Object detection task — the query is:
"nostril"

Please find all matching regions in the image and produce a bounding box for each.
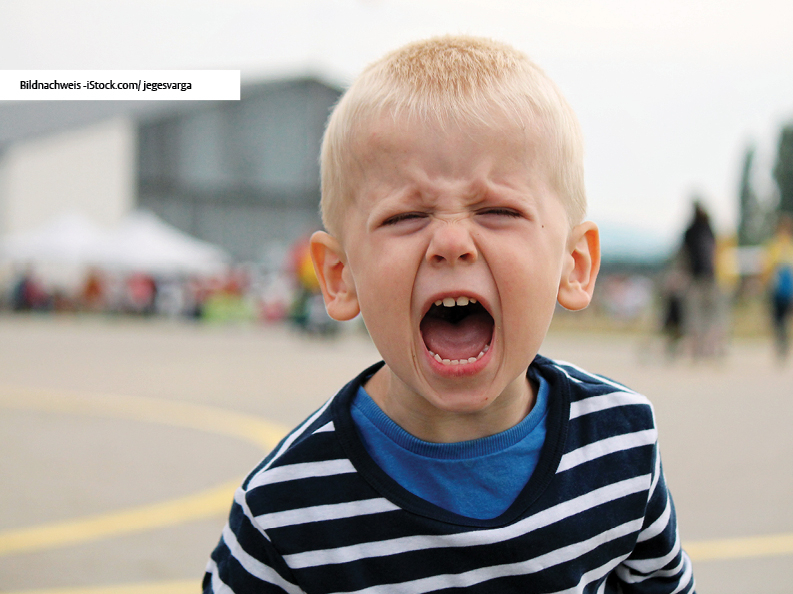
[429,253,446,264]
[426,226,477,265]
[428,251,476,265]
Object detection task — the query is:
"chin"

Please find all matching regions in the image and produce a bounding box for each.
[427,387,499,415]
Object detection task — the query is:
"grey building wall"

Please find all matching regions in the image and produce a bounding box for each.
[137,78,342,261]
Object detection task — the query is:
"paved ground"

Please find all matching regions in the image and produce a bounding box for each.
[0,313,791,593]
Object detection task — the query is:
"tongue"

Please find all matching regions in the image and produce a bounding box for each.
[421,310,493,361]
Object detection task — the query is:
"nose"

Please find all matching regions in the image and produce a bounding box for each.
[426,220,478,266]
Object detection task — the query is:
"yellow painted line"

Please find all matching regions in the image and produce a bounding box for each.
[0,387,288,451]
[0,387,288,556]
[2,580,196,594]
[685,532,793,562]
[0,478,240,555]
[3,383,793,594]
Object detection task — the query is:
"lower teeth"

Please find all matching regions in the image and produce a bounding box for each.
[429,345,489,366]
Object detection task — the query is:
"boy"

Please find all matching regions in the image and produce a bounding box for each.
[204,36,694,593]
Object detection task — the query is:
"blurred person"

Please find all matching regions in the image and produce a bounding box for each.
[287,234,337,334]
[80,268,106,312]
[205,36,693,593]
[101,272,129,314]
[257,271,294,323]
[125,272,157,315]
[10,268,34,311]
[11,266,49,311]
[660,254,688,359]
[764,214,793,360]
[202,268,258,324]
[681,200,724,358]
[154,277,187,318]
[185,276,210,319]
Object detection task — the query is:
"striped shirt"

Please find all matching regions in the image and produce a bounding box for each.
[204,355,695,594]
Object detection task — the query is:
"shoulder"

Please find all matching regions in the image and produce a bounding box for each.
[534,354,654,416]
[531,357,661,533]
[243,402,343,485]
[533,355,659,472]
[238,363,384,518]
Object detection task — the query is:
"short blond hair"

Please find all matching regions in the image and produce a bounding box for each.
[320,35,586,237]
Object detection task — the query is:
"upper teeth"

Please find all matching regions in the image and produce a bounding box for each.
[435,296,477,307]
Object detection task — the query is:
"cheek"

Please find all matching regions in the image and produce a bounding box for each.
[502,269,558,320]
[354,253,415,333]
[492,244,562,328]
[494,239,561,293]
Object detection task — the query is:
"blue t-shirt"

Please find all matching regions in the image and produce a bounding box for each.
[351,373,549,520]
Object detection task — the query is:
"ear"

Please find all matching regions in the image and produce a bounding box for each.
[309,231,360,321]
[557,221,601,311]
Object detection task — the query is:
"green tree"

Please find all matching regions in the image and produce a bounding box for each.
[773,124,793,217]
[738,146,763,245]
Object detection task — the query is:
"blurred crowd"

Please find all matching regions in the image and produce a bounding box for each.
[656,203,793,363]
[0,234,341,335]
[564,201,793,364]
[3,211,792,363]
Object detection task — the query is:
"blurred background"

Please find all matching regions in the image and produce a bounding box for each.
[0,1,792,593]
[1,0,792,340]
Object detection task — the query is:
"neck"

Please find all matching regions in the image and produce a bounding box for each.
[364,365,536,443]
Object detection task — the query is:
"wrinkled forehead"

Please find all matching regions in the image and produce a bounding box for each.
[345,105,554,188]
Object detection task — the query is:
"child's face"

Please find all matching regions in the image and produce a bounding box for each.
[313,114,598,433]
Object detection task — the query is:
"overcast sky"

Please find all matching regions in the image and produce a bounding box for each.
[2,0,792,243]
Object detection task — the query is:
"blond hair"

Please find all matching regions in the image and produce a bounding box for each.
[320,35,586,237]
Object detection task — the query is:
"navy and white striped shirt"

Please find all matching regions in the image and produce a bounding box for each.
[204,355,695,594]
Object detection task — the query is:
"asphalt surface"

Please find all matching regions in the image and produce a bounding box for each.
[0,314,791,593]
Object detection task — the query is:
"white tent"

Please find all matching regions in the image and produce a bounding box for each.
[0,212,109,266]
[0,213,111,290]
[1,211,230,277]
[94,211,230,275]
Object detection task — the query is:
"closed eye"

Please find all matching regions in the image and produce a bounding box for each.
[476,208,523,218]
[381,212,428,226]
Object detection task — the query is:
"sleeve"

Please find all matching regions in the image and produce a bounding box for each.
[613,442,696,594]
[203,487,305,594]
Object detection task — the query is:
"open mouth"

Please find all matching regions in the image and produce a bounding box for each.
[420,296,494,366]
